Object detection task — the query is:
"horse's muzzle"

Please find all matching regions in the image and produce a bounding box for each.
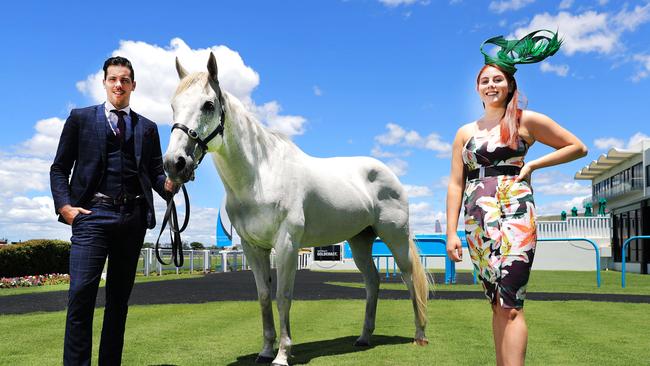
[163,153,195,183]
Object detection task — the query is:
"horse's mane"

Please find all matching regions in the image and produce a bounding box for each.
[222,90,302,157]
[174,72,302,161]
[174,72,210,97]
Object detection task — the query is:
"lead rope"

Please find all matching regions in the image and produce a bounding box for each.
[155,184,191,267]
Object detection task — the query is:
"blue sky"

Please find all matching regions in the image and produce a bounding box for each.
[1,0,649,244]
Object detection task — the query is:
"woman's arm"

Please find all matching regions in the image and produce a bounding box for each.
[446,128,467,262]
[516,110,588,182]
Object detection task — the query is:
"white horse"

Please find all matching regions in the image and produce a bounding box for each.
[164,53,428,366]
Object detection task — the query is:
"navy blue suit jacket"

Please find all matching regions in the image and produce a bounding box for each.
[50,104,167,229]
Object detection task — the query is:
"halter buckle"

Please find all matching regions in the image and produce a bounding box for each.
[187,129,199,140]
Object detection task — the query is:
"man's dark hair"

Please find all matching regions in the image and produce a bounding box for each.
[103,56,135,81]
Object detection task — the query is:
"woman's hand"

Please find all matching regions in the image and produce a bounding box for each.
[514,162,535,183]
[446,233,463,262]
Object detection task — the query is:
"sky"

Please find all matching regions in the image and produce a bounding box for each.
[1,0,649,245]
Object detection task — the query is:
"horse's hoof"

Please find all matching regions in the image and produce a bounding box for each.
[413,338,429,346]
[271,363,288,366]
[353,339,371,347]
[256,355,274,363]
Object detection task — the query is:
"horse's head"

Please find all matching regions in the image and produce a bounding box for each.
[164,52,226,183]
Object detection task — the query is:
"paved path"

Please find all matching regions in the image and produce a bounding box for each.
[2,270,649,315]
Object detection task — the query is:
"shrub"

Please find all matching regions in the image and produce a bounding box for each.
[0,239,70,278]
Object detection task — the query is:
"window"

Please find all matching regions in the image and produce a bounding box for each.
[646,165,650,187]
[631,163,643,190]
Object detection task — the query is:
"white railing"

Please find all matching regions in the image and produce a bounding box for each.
[536,216,611,239]
[270,251,313,271]
[138,248,313,276]
[140,248,213,276]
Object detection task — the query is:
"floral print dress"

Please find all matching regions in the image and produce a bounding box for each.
[462,128,536,308]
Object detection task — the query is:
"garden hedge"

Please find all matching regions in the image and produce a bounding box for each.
[0,239,70,278]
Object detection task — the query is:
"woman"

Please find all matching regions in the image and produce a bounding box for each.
[446,30,587,366]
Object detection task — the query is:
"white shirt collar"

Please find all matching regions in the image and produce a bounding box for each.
[104,101,131,115]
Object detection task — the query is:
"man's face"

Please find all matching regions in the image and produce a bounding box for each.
[103,65,136,109]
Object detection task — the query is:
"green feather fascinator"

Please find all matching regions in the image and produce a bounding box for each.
[480,29,562,75]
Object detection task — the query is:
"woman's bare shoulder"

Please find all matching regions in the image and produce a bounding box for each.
[456,121,476,142]
[520,109,553,126]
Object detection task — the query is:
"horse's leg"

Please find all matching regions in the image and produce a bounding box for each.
[241,240,277,363]
[271,234,298,366]
[347,227,380,347]
[375,225,429,345]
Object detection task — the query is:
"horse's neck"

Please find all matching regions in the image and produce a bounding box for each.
[213,93,296,200]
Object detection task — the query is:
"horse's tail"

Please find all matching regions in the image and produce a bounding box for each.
[409,236,428,328]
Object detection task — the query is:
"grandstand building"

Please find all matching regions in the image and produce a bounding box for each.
[575,138,650,274]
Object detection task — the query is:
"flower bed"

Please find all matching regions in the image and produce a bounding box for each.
[0,273,70,288]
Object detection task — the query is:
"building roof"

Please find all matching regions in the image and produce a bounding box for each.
[574,147,641,180]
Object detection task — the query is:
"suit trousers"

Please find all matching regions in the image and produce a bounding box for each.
[63,200,146,366]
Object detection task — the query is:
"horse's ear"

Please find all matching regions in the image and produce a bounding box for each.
[207,52,219,83]
[175,57,189,80]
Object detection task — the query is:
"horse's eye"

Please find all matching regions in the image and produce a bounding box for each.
[202,101,215,112]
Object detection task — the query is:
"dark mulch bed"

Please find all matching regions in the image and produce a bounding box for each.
[2,270,649,315]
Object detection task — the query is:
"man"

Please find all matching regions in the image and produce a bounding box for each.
[50,56,174,365]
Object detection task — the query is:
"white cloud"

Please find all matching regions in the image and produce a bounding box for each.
[253,101,306,137]
[76,38,306,136]
[375,123,452,158]
[370,145,411,159]
[4,196,54,222]
[386,158,408,176]
[376,123,407,145]
[628,132,650,148]
[594,137,624,150]
[540,61,569,76]
[0,154,52,197]
[408,202,445,233]
[513,5,650,57]
[378,0,429,7]
[514,11,614,55]
[611,4,650,32]
[594,132,649,150]
[313,85,322,96]
[433,175,450,189]
[0,195,71,241]
[404,184,433,198]
[535,180,591,196]
[20,117,65,158]
[521,171,591,196]
[535,195,589,216]
[489,0,535,14]
[558,0,573,10]
[632,53,650,82]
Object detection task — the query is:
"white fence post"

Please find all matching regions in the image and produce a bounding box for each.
[221,251,228,272]
[190,250,194,274]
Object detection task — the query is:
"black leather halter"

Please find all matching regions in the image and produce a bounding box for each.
[171,87,226,175]
[155,84,226,268]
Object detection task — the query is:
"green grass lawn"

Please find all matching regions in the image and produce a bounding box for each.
[328,269,650,296]
[0,273,203,297]
[0,299,647,365]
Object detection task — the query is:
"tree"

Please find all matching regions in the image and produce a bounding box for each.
[190,242,205,250]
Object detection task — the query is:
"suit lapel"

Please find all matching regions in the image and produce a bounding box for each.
[132,110,143,167]
[95,104,108,164]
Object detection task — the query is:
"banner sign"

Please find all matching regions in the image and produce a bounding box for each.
[314,245,342,261]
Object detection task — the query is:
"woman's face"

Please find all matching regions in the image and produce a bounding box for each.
[477,66,511,108]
